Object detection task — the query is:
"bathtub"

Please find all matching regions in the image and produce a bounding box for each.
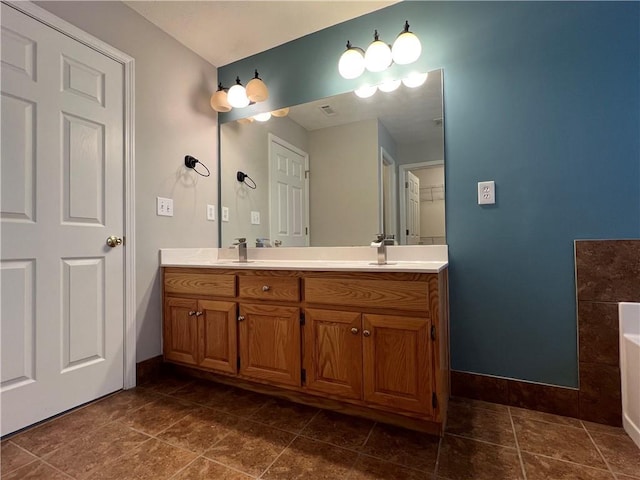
[620,302,640,449]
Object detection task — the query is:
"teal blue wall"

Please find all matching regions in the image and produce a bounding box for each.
[219,1,640,387]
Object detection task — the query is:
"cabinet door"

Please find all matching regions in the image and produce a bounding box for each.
[198,300,237,374]
[305,309,362,399]
[164,297,198,365]
[362,314,433,416]
[239,303,301,387]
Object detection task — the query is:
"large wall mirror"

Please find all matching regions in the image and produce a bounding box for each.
[220,68,444,248]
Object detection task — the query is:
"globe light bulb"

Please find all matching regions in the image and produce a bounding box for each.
[402,72,428,88]
[210,84,231,112]
[227,77,250,108]
[354,85,377,98]
[338,41,365,79]
[364,30,392,72]
[253,112,271,122]
[378,79,401,93]
[246,70,269,103]
[392,21,422,65]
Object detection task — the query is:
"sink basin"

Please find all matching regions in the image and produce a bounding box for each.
[368,262,397,266]
[212,260,255,264]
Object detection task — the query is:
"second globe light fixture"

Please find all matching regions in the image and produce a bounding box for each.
[338,21,422,80]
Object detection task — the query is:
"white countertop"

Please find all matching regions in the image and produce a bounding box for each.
[159,246,448,273]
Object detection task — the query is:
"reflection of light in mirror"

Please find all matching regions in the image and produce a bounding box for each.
[354,85,377,98]
[271,107,290,117]
[402,72,429,88]
[253,112,272,122]
[237,117,254,125]
[378,79,401,92]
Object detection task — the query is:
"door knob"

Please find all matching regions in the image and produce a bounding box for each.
[188,311,196,316]
[363,330,371,337]
[351,327,359,335]
[262,285,271,292]
[238,315,245,322]
[106,236,123,248]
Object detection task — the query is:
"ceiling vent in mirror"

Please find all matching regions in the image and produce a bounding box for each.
[319,105,337,117]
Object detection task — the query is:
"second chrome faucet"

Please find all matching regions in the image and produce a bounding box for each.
[233,237,248,263]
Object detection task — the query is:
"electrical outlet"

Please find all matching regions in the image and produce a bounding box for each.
[221,206,229,222]
[157,197,174,216]
[477,181,495,205]
[250,211,260,225]
[207,204,216,221]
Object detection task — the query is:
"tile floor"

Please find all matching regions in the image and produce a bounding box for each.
[2,374,639,479]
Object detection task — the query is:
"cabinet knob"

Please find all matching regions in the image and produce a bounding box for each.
[188,311,196,316]
[262,285,270,292]
[351,327,359,335]
[238,315,245,322]
[195,311,203,317]
[363,330,371,337]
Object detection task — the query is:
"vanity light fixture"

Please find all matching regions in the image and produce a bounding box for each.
[253,112,272,122]
[392,21,422,65]
[378,78,401,93]
[210,83,231,112]
[338,41,366,79]
[402,71,429,88]
[364,30,392,72]
[227,77,250,108]
[354,85,377,98]
[246,70,269,103]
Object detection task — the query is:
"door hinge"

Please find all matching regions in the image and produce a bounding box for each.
[237,357,241,370]
[406,229,409,235]
[300,312,305,326]
[301,368,306,384]
[305,227,308,235]
[431,325,436,341]
[305,170,310,179]
[432,392,438,409]
[405,181,408,188]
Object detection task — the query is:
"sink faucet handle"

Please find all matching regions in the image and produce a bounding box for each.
[234,237,247,244]
[374,233,385,242]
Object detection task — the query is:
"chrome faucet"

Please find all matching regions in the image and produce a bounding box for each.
[371,233,387,265]
[232,237,248,263]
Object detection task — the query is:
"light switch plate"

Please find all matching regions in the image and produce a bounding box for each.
[477,181,495,205]
[207,204,216,221]
[157,197,173,216]
[250,211,260,225]
[221,206,229,222]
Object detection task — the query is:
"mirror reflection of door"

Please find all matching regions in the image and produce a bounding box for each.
[405,171,421,244]
[268,134,309,247]
[380,147,397,240]
[400,162,445,245]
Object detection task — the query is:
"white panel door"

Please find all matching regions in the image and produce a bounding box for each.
[405,171,421,245]
[1,4,125,435]
[269,137,309,247]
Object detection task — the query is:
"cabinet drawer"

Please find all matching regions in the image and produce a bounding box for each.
[164,271,235,297]
[238,276,300,302]
[305,277,428,312]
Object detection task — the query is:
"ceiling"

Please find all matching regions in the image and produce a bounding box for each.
[124,1,396,67]
[287,69,443,145]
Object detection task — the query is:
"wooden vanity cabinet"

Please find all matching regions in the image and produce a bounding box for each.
[163,297,237,374]
[162,267,450,434]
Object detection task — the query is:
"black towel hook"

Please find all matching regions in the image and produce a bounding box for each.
[184,155,210,177]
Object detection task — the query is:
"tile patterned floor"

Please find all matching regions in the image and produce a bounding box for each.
[2,375,639,479]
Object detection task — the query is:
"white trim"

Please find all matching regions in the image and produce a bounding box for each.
[378,147,397,240]
[267,133,310,247]
[399,160,444,245]
[6,1,137,388]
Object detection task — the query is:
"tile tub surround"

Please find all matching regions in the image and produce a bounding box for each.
[159,245,448,272]
[2,374,639,480]
[576,239,640,426]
